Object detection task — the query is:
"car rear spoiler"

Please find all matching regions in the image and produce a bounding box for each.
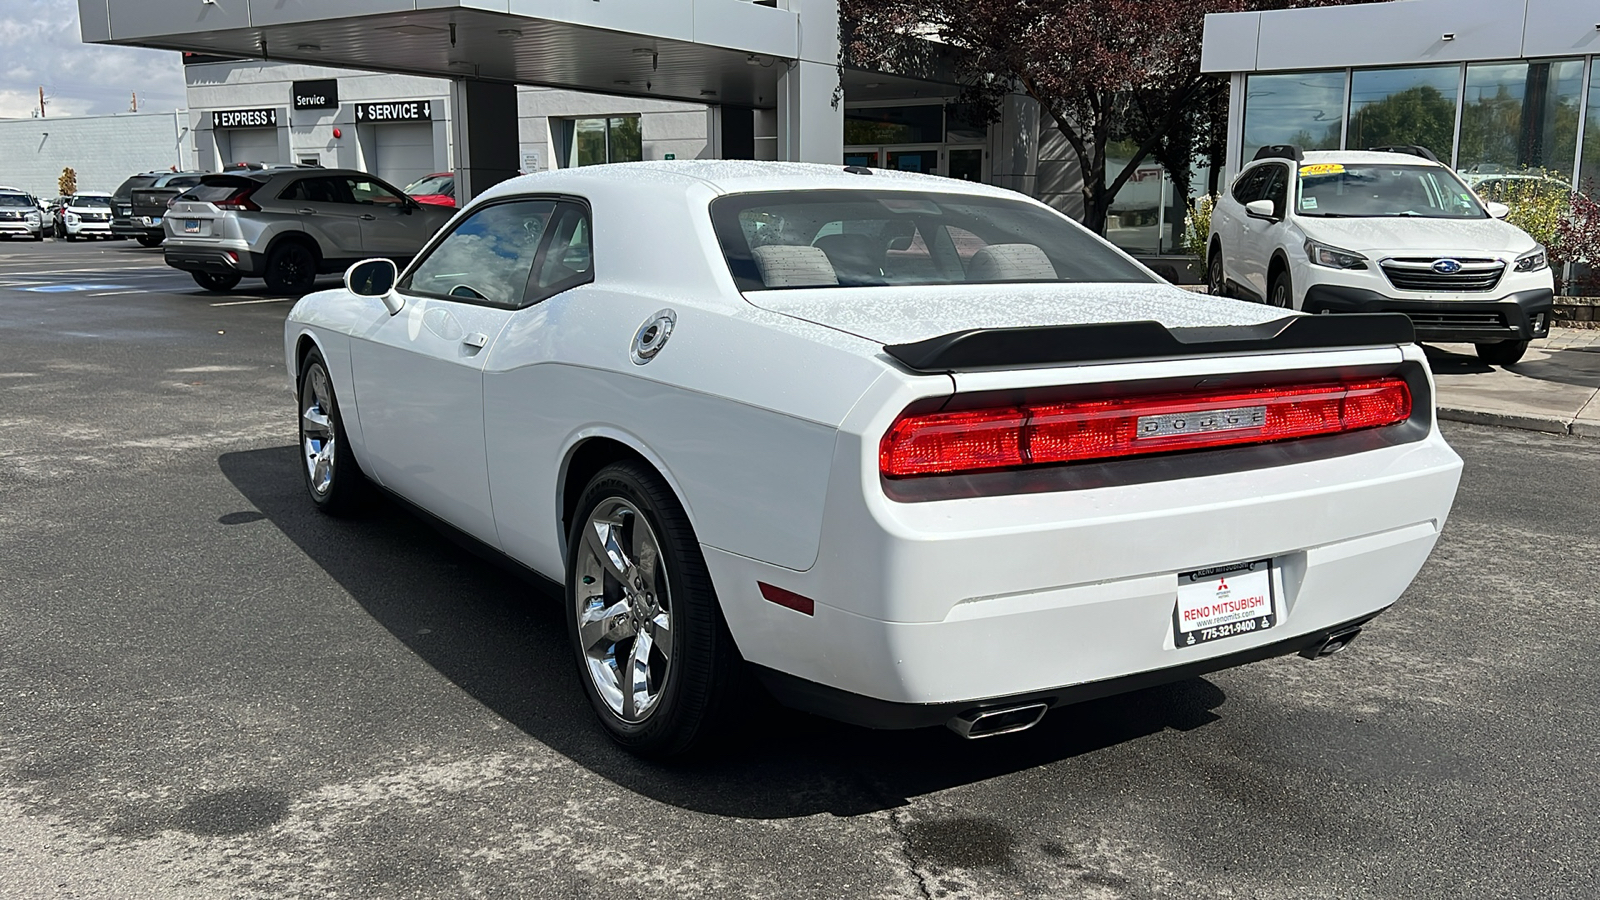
[883,313,1416,373]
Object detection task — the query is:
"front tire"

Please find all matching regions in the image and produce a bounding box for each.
[265,242,318,294]
[297,349,367,515]
[1476,339,1528,367]
[1269,270,1294,309]
[191,271,242,292]
[1207,246,1227,297]
[566,462,741,757]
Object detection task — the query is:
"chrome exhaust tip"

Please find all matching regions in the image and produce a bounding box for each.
[1300,626,1362,660]
[947,702,1049,739]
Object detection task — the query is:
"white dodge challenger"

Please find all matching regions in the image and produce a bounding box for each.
[284,161,1463,756]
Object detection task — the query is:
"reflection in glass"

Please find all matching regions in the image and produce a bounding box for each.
[608,116,643,163]
[406,200,556,305]
[1347,65,1459,162]
[1242,71,1345,164]
[571,116,642,166]
[843,105,944,145]
[1459,60,1584,179]
[1584,63,1600,197]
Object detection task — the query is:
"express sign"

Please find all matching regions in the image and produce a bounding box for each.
[355,100,434,123]
[211,108,278,129]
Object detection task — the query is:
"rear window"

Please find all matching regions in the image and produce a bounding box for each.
[115,176,159,198]
[179,177,260,203]
[162,175,205,189]
[710,190,1153,291]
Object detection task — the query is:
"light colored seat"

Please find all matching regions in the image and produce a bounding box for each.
[752,244,839,288]
[967,243,1058,282]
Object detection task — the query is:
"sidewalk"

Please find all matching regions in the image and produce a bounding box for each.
[1426,331,1600,438]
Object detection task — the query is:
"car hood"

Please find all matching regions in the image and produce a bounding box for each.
[743,282,1290,346]
[1297,215,1536,256]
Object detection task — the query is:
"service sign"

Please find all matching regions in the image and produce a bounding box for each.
[293,79,339,110]
[211,108,278,129]
[1173,560,1276,648]
[355,100,435,123]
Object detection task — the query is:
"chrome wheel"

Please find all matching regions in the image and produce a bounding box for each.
[300,365,337,497]
[574,498,674,724]
[1207,250,1226,296]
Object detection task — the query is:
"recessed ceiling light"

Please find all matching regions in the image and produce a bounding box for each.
[632,47,656,55]
[297,43,321,52]
[497,28,522,37]
[614,80,631,86]
[380,24,446,36]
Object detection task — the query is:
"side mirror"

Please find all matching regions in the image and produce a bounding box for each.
[1485,201,1510,219]
[1245,199,1278,221]
[345,258,404,315]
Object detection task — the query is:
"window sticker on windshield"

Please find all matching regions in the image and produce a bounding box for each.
[1300,197,1318,210]
[1460,193,1474,202]
[1299,163,1344,177]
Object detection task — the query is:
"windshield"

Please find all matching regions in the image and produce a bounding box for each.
[405,175,453,196]
[72,196,112,208]
[0,194,32,208]
[1297,163,1486,219]
[711,190,1154,291]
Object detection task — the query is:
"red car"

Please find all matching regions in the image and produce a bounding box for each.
[404,173,455,208]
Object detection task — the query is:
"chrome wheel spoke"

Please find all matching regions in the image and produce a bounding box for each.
[645,610,672,661]
[583,515,635,585]
[624,628,655,719]
[301,406,331,435]
[578,598,634,652]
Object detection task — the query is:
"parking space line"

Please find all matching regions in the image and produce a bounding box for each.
[87,290,147,297]
[209,297,295,307]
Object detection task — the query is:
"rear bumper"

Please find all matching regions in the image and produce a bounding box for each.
[1303,284,1553,343]
[111,218,161,239]
[706,347,1463,716]
[164,245,264,277]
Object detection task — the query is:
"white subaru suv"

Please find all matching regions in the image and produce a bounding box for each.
[1207,146,1553,366]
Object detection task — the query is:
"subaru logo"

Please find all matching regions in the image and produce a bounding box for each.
[1432,258,1463,274]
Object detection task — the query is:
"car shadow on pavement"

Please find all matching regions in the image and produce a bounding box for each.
[1423,341,1600,390]
[220,445,1228,820]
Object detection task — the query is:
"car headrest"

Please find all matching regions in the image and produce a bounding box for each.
[751,245,839,288]
[967,244,1058,282]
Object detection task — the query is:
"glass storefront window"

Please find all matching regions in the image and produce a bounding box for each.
[1347,65,1459,162]
[1583,62,1600,196]
[1242,70,1345,164]
[570,116,642,166]
[1458,60,1584,179]
[844,105,944,145]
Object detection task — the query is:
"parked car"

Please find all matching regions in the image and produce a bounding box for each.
[0,188,45,241]
[284,161,1462,756]
[1207,145,1554,366]
[112,171,208,247]
[164,168,454,293]
[54,192,115,240]
[403,172,456,208]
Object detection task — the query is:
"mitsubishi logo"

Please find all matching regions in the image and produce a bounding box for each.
[1432,258,1463,274]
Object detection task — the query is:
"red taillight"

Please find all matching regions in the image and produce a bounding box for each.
[214,187,260,212]
[880,377,1413,478]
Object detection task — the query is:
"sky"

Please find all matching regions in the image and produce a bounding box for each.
[0,0,187,119]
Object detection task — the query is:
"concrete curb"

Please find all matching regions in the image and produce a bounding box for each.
[1438,406,1599,437]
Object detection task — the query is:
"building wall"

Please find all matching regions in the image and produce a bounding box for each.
[0,112,193,197]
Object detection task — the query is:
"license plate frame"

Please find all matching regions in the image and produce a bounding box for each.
[1173,559,1276,649]
[184,219,200,234]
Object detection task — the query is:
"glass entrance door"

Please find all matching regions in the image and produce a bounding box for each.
[844,145,943,176]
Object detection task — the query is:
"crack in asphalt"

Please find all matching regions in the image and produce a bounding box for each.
[889,807,935,900]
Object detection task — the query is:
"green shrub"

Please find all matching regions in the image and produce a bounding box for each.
[1182,194,1216,261]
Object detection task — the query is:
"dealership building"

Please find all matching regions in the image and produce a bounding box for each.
[1202,0,1600,194]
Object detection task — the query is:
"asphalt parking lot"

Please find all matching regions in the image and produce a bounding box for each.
[2,239,1597,899]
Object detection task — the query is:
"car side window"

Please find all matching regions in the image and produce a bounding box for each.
[1261,164,1288,218]
[402,199,558,308]
[530,202,595,301]
[1230,167,1266,204]
[346,177,408,207]
[280,177,350,204]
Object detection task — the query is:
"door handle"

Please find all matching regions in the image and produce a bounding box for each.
[359,214,376,221]
[297,208,315,215]
[462,332,488,349]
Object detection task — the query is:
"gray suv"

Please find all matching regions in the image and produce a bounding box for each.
[162,169,455,293]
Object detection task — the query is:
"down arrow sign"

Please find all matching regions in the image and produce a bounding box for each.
[423,101,431,118]
[356,106,365,121]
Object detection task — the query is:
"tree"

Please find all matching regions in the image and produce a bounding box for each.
[58,167,77,196]
[841,0,1378,234]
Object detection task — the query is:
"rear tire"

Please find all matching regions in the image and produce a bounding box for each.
[265,242,318,294]
[566,462,742,758]
[1475,339,1528,367]
[192,271,241,292]
[296,349,368,515]
[1269,270,1294,309]
[136,234,162,247]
